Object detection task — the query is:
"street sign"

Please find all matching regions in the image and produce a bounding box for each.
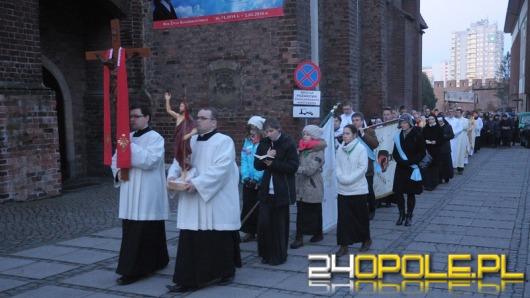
[294,62,321,90]
[293,106,320,118]
[293,90,321,105]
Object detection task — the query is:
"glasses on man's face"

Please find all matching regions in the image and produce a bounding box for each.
[197,116,212,121]
[130,115,144,119]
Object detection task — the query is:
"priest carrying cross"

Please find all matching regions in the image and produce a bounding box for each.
[85,19,169,286]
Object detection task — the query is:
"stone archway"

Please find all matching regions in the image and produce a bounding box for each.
[41,56,77,180]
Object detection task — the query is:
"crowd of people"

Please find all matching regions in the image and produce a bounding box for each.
[109,97,522,293]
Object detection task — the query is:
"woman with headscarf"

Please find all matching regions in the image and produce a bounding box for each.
[392,113,426,227]
[437,113,454,184]
[421,114,444,191]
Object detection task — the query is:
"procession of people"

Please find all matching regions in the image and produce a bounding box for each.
[110,95,521,292]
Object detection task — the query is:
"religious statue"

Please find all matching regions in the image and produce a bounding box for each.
[165,91,197,182]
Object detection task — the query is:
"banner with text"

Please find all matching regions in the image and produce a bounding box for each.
[153,0,284,29]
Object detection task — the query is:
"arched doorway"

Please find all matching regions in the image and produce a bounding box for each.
[41,56,76,181]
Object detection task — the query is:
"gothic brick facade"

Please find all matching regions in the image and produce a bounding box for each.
[0,0,424,203]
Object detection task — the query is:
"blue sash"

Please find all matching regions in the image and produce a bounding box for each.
[393,132,422,181]
[357,137,382,174]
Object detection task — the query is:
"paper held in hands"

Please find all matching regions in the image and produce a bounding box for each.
[167,179,189,191]
[254,154,275,161]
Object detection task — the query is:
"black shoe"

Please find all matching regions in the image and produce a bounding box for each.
[335,246,349,257]
[166,284,197,293]
[368,212,375,220]
[116,275,142,285]
[396,210,405,225]
[359,238,372,252]
[290,239,304,249]
[309,234,324,243]
[444,179,449,183]
[404,214,413,226]
[425,187,433,191]
[218,274,234,286]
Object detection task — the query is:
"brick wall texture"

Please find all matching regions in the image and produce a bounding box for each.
[0,0,424,202]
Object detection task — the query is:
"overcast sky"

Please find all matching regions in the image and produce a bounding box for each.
[421,0,511,67]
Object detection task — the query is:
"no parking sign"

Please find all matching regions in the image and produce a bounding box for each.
[294,62,321,90]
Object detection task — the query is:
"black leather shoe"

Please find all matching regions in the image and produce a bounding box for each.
[218,274,234,286]
[359,238,372,252]
[166,284,197,292]
[290,239,304,249]
[116,275,142,285]
[309,234,323,243]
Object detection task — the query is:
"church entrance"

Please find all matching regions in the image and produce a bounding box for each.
[42,67,69,181]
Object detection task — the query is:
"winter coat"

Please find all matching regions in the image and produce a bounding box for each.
[335,138,368,196]
[295,140,326,203]
[240,137,264,184]
[392,127,425,195]
[255,133,299,206]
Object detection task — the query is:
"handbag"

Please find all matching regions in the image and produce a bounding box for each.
[418,150,432,169]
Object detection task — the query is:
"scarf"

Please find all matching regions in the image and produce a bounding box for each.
[393,130,421,181]
[299,139,320,152]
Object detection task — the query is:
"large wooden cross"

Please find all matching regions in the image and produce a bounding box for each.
[85,19,150,181]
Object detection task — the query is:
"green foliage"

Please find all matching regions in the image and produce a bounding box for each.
[421,72,437,109]
[495,52,510,104]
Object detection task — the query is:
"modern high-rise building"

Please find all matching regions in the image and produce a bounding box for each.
[450,19,504,83]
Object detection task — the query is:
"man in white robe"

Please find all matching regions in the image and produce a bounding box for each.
[445,108,462,169]
[111,105,169,285]
[453,108,469,173]
[166,107,241,293]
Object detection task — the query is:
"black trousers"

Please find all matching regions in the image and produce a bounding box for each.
[366,175,376,213]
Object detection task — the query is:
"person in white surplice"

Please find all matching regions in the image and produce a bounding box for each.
[444,108,463,173]
[166,107,241,293]
[453,108,469,173]
[111,105,169,286]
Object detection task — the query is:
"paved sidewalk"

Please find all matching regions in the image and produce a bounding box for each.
[0,145,529,297]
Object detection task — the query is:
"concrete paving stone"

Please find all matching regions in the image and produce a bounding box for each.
[272,271,330,295]
[43,249,116,265]
[155,261,174,276]
[91,228,121,239]
[85,293,129,298]
[465,227,512,238]
[428,216,474,226]
[251,254,310,272]
[61,269,119,289]
[258,289,315,298]
[185,285,266,298]
[57,237,121,252]
[3,261,79,279]
[422,224,469,234]
[414,233,465,244]
[459,236,511,249]
[474,211,517,221]
[447,199,483,207]
[10,285,97,298]
[0,278,28,292]
[435,210,477,219]
[441,204,485,212]
[0,257,35,271]
[12,245,78,259]
[471,219,514,229]
[370,229,405,240]
[235,267,294,288]
[107,275,170,296]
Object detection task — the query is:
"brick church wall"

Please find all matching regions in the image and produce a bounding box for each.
[0,1,61,203]
[145,0,313,162]
[0,91,61,203]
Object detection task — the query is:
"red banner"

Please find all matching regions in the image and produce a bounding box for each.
[115,47,131,169]
[154,7,283,29]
